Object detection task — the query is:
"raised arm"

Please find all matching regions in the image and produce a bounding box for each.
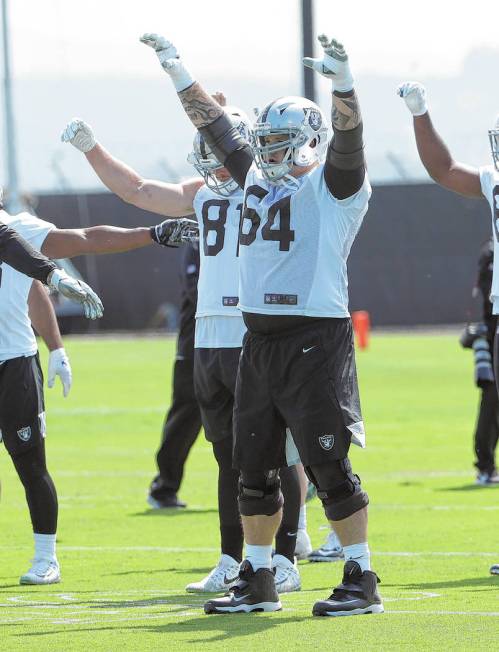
[398,82,482,198]
[140,34,253,189]
[61,119,203,216]
[0,220,57,282]
[303,35,365,200]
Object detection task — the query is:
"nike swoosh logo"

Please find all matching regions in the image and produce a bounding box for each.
[302,346,317,354]
[224,574,239,585]
[232,594,250,602]
[286,532,298,537]
[329,599,358,605]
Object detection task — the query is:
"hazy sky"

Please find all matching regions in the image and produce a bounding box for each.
[8,0,499,79]
[2,0,499,192]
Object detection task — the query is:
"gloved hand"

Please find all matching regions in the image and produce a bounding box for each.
[303,34,354,92]
[47,269,104,320]
[397,81,428,117]
[140,33,194,92]
[48,348,72,397]
[150,218,199,247]
[61,118,96,152]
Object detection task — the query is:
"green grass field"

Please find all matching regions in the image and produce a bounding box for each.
[0,333,497,651]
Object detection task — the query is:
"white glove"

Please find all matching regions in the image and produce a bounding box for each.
[303,34,354,92]
[48,348,72,397]
[139,33,195,92]
[47,269,104,320]
[397,81,428,117]
[61,118,96,153]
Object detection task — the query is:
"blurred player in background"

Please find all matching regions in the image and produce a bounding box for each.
[398,82,499,574]
[145,31,384,616]
[62,93,304,594]
[461,238,499,485]
[148,242,202,509]
[0,203,195,585]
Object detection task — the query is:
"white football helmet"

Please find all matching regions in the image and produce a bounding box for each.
[489,114,499,171]
[252,96,329,184]
[187,106,252,196]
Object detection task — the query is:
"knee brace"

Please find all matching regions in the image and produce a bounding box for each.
[238,469,284,517]
[305,458,369,521]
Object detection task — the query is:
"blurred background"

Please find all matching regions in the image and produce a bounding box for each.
[2,0,499,331]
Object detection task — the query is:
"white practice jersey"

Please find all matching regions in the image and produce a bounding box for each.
[0,211,55,362]
[479,165,499,314]
[238,163,371,317]
[192,185,247,348]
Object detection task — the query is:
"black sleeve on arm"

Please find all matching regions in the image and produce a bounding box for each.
[324,119,366,200]
[199,113,253,189]
[0,221,57,283]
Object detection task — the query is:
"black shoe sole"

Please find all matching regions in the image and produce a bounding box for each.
[313,603,384,617]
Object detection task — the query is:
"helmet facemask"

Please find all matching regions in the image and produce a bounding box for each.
[252,98,329,186]
[489,115,499,171]
[187,136,239,197]
[187,107,252,197]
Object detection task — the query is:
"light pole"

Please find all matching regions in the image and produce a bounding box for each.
[1,0,23,213]
[301,0,316,102]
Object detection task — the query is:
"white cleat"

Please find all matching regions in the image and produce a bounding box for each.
[20,559,61,585]
[308,529,344,562]
[185,554,240,593]
[490,563,499,575]
[272,554,301,593]
[295,528,313,560]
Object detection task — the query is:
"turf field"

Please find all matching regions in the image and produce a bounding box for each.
[0,333,497,651]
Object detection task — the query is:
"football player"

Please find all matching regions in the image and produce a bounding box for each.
[61,98,304,594]
[398,82,499,577]
[0,203,195,585]
[141,32,383,616]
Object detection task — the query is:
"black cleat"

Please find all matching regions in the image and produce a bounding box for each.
[204,560,282,614]
[313,560,384,617]
[147,476,186,509]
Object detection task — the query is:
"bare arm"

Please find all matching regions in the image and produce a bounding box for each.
[28,281,63,351]
[85,144,203,216]
[412,113,482,198]
[41,225,153,259]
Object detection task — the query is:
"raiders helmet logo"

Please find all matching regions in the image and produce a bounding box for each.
[318,434,335,451]
[17,426,31,442]
[308,109,322,131]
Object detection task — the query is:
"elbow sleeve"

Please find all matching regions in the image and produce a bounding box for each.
[0,223,56,283]
[327,123,365,171]
[199,114,253,188]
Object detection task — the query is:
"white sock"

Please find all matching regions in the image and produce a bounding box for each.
[298,505,307,531]
[34,533,57,562]
[245,544,272,571]
[343,542,370,572]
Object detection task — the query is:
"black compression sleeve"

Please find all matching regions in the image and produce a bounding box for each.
[198,113,253,189]
[325,116,366,200]
[0,222,56,283]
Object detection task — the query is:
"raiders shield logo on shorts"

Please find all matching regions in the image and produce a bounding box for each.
[318,434,335,451]
[17,426,32,442]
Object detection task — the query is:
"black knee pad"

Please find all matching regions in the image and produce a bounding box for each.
[305,458,369,521]
[238,469,284,517]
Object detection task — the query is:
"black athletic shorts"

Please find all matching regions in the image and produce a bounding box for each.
[0,354,45,457]
[194,347,241,443]
[233,318,364,471]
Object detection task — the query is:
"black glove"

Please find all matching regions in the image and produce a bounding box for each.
[150,218,199,248]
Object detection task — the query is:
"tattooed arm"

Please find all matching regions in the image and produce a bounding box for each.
[325,89,365,199]
[303,35,365,199]
[140,34,253,188]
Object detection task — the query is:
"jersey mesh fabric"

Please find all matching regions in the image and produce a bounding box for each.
[193,185,246,348]
[479,166,499,314]
[0,211,55,361]
[238,164,371,317]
